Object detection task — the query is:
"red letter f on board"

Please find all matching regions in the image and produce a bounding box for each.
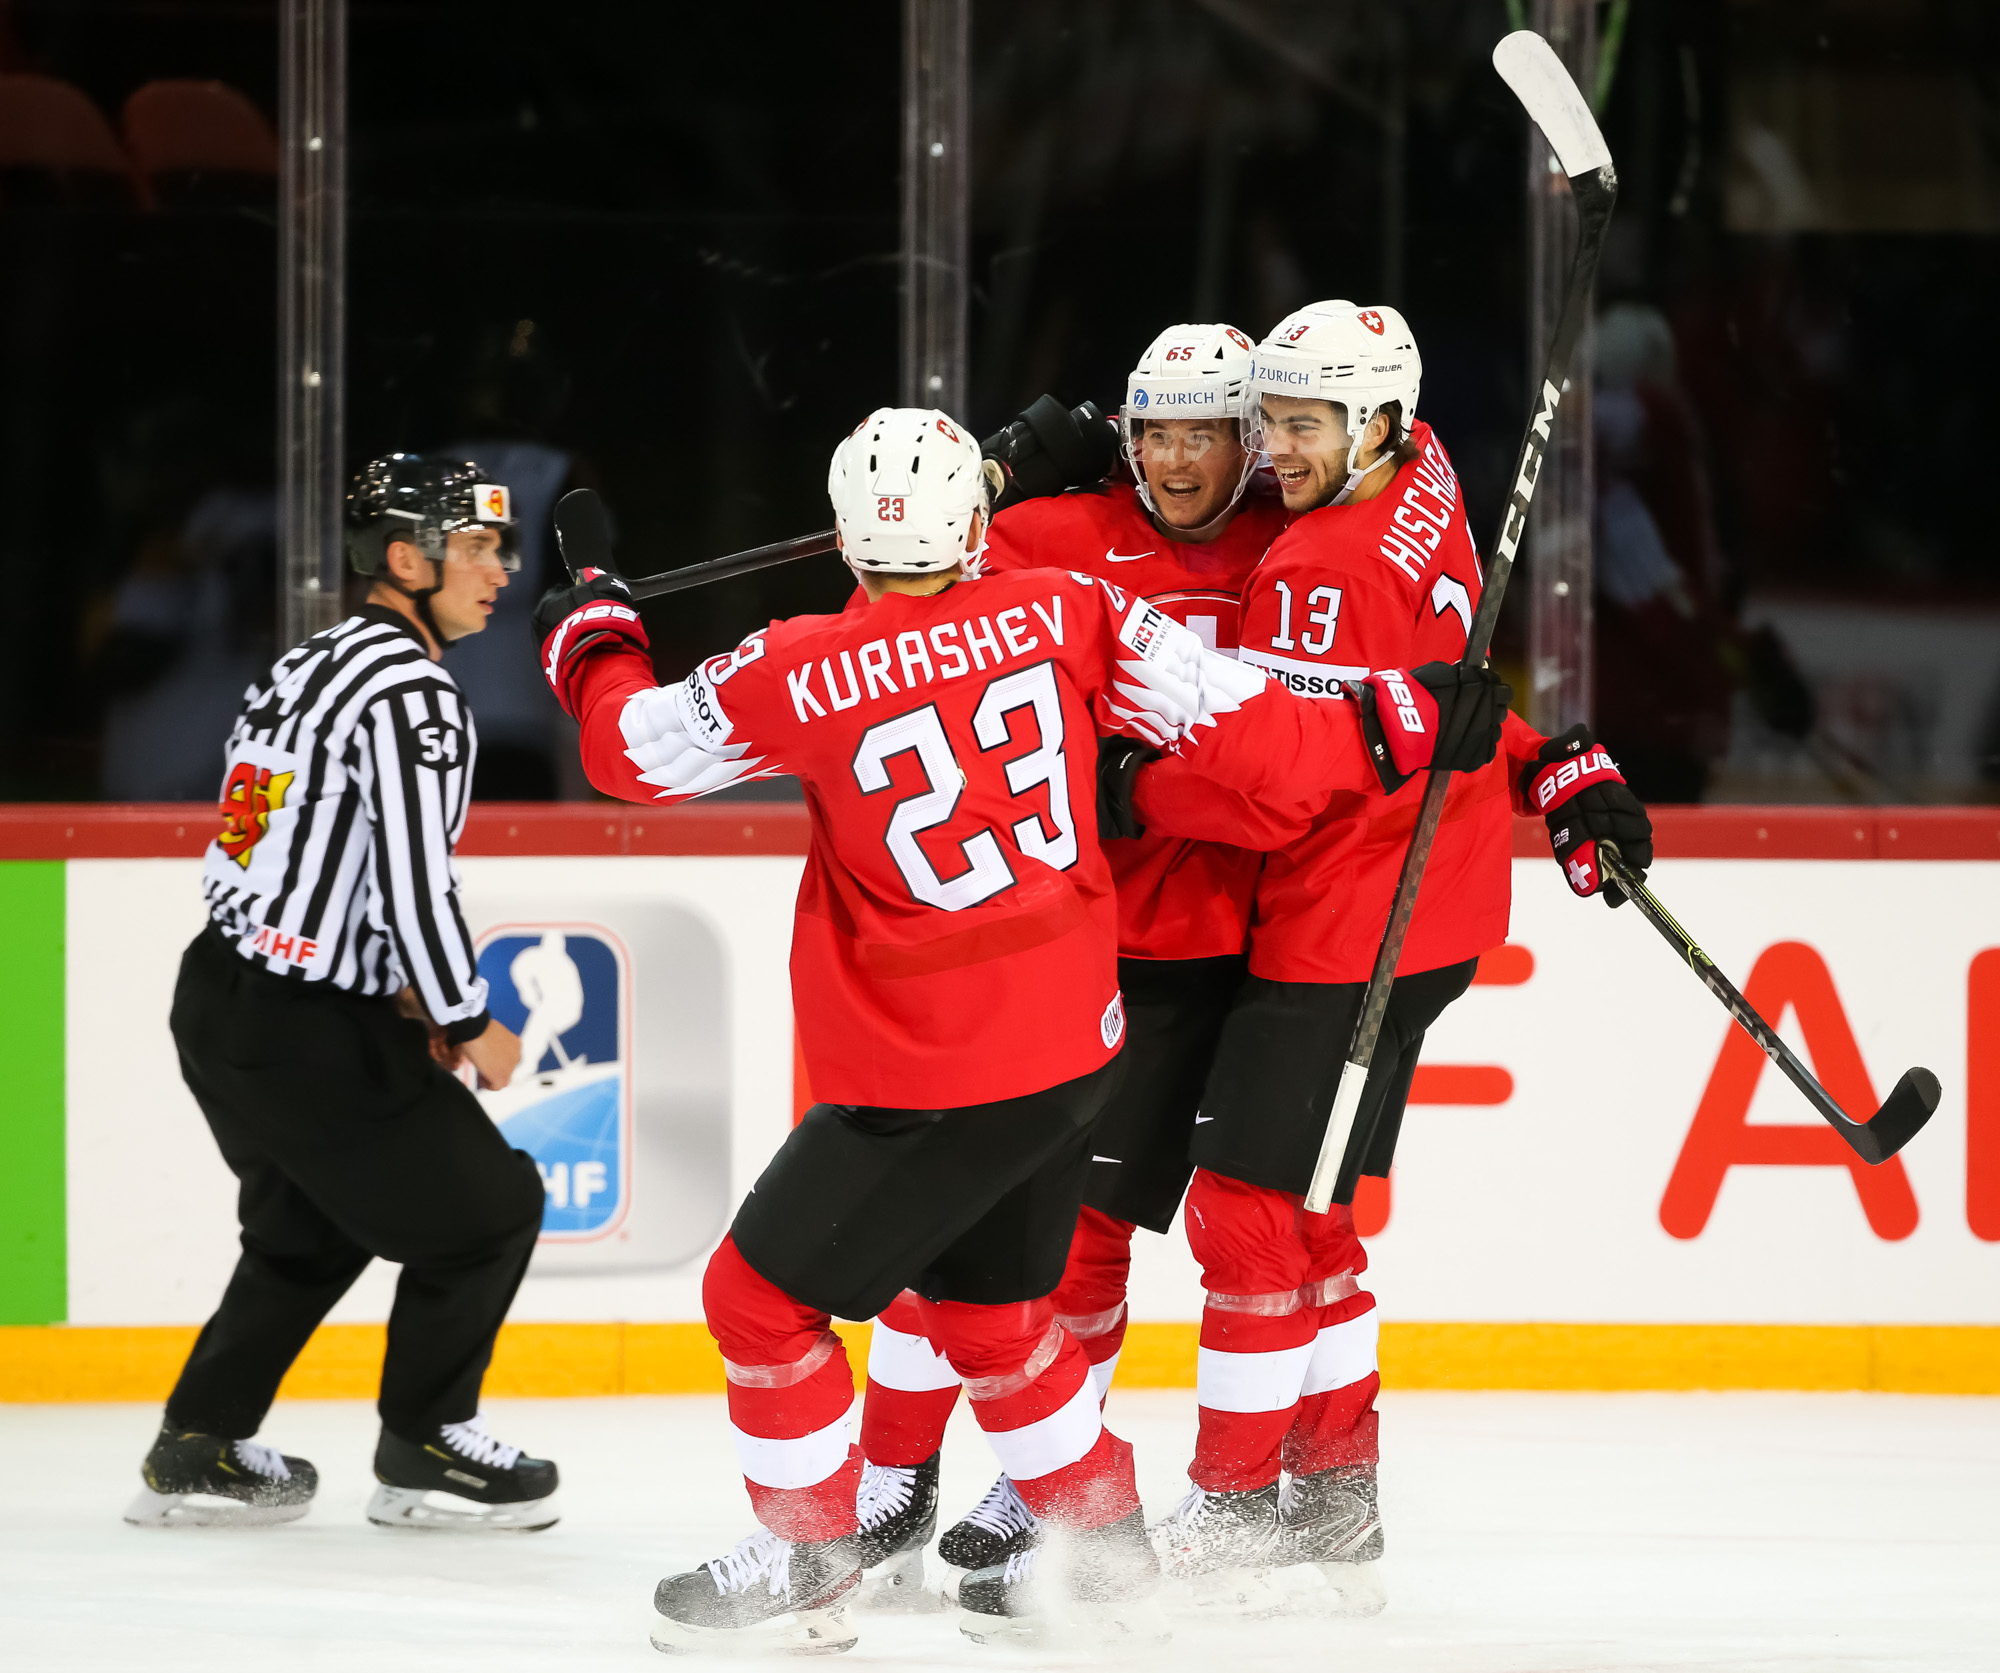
[1659,941,1918,1241]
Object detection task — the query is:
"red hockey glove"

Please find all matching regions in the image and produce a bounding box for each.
[1520,724,1653,906]
[534,571,648,720]
[1351,661,1511,794]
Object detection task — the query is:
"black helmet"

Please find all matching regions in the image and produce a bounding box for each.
[344,453,520,576]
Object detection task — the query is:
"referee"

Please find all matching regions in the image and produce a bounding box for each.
[128,455,561,1534]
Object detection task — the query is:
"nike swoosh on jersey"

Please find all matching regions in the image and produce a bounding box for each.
[1104,548,1154,562]
[1194,1115,1214,1124]
[1092,1155,1120,1164]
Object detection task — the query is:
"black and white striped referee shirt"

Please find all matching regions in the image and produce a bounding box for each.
[201,603,489,1037]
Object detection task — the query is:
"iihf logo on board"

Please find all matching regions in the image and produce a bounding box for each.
[470,924,633,1241]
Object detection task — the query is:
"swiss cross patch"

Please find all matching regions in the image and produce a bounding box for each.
[1358,309,1385,335]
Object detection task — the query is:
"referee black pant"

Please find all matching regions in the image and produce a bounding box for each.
[163,927,546,1443]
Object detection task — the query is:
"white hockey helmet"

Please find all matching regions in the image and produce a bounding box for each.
[827,406,992,575]
[1120,322,1258,523]
[1247,301,1421,497]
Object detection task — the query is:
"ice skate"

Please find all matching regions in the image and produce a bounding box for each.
[937,1472,1042,1575]
[366,1415,559,1532]
[649,1527,862,1655]
[1147,1479,1286,1615]
[852,1452,944,1612]
[1267,1465,1386,1616]
[125,1425,317,1528]
[957,1508,1169,1646]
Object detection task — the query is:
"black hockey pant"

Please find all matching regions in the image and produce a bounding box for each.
[163,927,546,1443]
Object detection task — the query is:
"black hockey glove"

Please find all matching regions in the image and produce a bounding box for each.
[1096,734,1159,840]
[533,571,647,720]
[1349,662,1511,794]
[981,395,1120,509]
[1519,724,1654,907]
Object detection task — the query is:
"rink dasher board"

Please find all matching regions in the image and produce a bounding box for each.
[3,848,1993,1330]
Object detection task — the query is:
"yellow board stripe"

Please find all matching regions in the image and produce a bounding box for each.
[3,1321,1999,1402]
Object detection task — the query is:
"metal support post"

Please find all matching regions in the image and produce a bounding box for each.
[1525,0,1597,735]
[900,0,969,415]
[278,0,347,650]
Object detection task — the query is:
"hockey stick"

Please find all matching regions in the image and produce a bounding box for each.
[1303,32,1618,1214]
[1592,841,1937,1164]
[554,486,838,599]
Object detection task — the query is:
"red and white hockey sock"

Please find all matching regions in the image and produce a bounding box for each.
[1184,1169,1316,1493]
[1052,1206,1136,1403]
[702,1235,860,1542]
[859,1290,961,1468]
[1281,1286,1381,1478]
[920,1295,1140,1531]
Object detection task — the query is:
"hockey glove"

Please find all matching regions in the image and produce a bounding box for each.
[1096,734,1159,840]
[1351,662,1511,794]
[981,395,1120,508]
[1520,724,1654,906]
[534,571,648,720]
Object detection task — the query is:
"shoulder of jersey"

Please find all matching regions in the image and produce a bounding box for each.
[315,613,455,685]
[993,477,1137,539]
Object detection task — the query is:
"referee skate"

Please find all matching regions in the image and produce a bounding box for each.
[2,14,1990,1673]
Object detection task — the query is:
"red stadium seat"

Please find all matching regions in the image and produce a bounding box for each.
[0,72,133,203]
[122,79,278,201]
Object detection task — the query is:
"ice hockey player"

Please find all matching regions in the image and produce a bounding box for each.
[532,405,1512,1652]
[848,323,1297,1597]
[1122,302,1655,1613]
[130,455,561,1535]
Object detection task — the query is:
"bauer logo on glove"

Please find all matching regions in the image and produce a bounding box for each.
[1520,724,1654,906]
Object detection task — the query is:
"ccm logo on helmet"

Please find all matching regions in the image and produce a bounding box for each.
[1382,671,1425,736]
[1534,747,1619,809]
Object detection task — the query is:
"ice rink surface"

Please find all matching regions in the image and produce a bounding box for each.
[2,1388,1996,1672]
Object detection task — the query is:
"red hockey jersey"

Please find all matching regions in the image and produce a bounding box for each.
[567,567,1389,1108]
[1138,423,1546,983]
[980,479,1290,960]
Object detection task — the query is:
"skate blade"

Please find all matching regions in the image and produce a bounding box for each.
[365,1483,559,1533]
[957,1594,1172,1648]
[854,1547,947,1614]
[123,1486,309,1529]
[1162,1563,1289,1619]
[1273,1557,1386,1618]
[648,1604,858,1656]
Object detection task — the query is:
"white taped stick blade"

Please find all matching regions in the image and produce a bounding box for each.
[1493,30,1612,179]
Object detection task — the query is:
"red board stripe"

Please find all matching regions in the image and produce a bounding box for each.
[0,803,1994,861]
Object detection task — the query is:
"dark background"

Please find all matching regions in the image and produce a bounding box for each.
[3,0,1996,801]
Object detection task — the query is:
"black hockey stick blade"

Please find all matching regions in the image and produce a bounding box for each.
[1598,842,1940,1166]
[1849,1068,1942,1165]
[554,488,617,580]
